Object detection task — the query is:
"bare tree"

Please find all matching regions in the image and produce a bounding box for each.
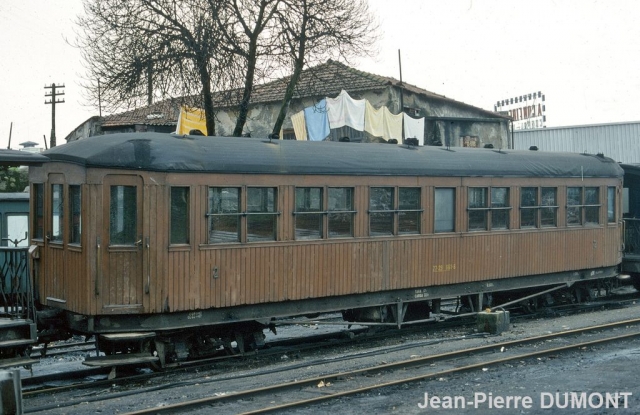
[211,0,283,137]
[271,0,379,136]
[76,0,240,136]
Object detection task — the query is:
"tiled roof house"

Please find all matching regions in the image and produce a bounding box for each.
[66,60,511,148]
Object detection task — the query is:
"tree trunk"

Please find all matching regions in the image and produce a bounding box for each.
[233,39,258,137]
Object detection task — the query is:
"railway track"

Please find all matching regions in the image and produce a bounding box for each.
[19,295,640,414]
[121,317,640,414]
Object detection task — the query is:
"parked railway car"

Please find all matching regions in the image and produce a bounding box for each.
[620,163,640,289]
[0,150,48,367]
[28,133,624,368]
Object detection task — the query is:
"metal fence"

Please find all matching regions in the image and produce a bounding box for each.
[624,219,640,255]
[0,247,34,321]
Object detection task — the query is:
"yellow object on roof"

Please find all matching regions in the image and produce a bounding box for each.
[176,106,207,135]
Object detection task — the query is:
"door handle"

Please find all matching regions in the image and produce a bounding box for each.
[134,239,143,246]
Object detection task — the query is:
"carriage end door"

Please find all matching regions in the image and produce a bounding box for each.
[102,175,145,312]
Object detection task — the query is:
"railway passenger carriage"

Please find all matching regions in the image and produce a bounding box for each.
[28,133,624,366]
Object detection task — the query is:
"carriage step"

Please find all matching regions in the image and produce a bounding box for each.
[83,352,159,367]
[0,356,35,369]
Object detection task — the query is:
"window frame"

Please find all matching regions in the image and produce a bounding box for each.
[434,187,456,233]
[50,183,64,244]
[369,186,422,236]
[567,186,601,226]
[170,186,190,246]
[69,185,82,246]
[607,186,616,224]
[206,186,280,244]
[467,186,512,232]
[292,186,358,241]
[32,183,44,240]
[520,186,559,229]
[293,187,324,240]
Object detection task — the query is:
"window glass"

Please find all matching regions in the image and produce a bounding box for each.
[491,187,510,229]
[398,187,420,234]
[435,188,455,233]
[109,185,137,245]
[69,185,82,244]
[585,187,600,225]
[6,214,28,247]
[51,184,63,242]
[170,187,190,244]
[541,187,557,227]
[328,187,353,238]
[370,187,394,235]
[608,186,616,223]
[33,184,44,239]
[247,187,277,241]
[468,187,488,231]
[208,187,240,243]
[567,187,582,225]
[295,187,322,240]
[520,187,537,228]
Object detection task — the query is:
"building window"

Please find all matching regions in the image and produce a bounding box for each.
[328,187,354,238]
[33,183,44,239]
[295,187,323,240]
[567,186,600,226]
[208,187,241,243]
[6,214,28,247]
[520,187,558,228]
[608,186,616,223]
[109,185,137,245]
[468,187,510,231]
[69,185,82,245]
[51,184,64,243]
[434,188,455,233]
[170,187,190,245]
[370,187,394,235]
[398,187,421,234]
[247,187,277,242]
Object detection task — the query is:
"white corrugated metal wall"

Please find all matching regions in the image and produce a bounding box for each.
[513,121,640,163]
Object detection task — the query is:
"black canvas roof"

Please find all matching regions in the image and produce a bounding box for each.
[42,133,623,179]
[0,149,48,166]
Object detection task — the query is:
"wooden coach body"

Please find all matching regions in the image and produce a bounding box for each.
[28,133,623,334]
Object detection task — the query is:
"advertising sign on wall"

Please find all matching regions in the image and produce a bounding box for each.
[494,92,546,130]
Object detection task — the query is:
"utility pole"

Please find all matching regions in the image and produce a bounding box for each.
[45,83,65,148]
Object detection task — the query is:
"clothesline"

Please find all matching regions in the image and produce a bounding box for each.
[293,89,425,144]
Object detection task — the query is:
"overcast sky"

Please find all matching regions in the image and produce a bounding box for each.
[1,0,638,149]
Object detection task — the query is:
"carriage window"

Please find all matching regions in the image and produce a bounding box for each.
[608,186,616,223]
[208,187,240,243]
[51,184,64,243]
[6,214,28,247]
[491,187,510,229]
[69,185,82,245]
[435,188,455,233]
[585,187,600,225]
[370,187,394,235]
[170,187,190,245]
[328,187,354,238]
[247,187,277,242]
[33,183,44,239]
[567,186,600,226]
[541,187,558,227]
[295,187,322,240]
[398,188,421,234]
[468,187,488,231]
[109,185,137,245]
[521,187,557,228]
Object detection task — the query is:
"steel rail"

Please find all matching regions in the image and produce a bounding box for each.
[121,317,640,415]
